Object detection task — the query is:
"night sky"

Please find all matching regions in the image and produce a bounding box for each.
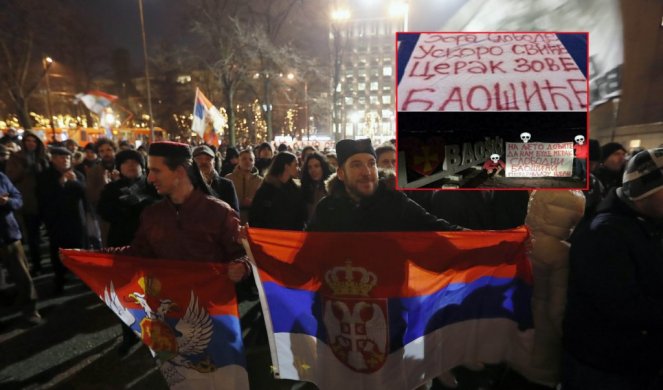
[79,0,188,70]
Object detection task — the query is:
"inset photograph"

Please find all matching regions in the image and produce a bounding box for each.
[397,32,588,112]
[397,112,588,189]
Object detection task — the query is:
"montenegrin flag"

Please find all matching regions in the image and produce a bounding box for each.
[61,250,249,390]
[245,227,534,390]
[192,88,225,145]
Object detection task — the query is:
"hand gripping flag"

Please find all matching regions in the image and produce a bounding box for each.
[75,90,118,115]
[245,227,534,390]
[61,250,249,390]
[192,88,225,145]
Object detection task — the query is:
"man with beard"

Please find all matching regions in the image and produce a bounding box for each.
[85,138,118,247]
[307,139,461,232]
[193,145,239,212]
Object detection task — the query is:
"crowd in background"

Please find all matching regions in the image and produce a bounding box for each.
[0,127,662,390]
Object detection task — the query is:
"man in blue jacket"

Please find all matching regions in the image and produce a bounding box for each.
[0,171,40,325]
[563,148,663,390]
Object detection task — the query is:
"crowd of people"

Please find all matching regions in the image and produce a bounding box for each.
[0,128,662,389]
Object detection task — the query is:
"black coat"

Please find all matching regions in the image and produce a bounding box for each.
[307,177,461,232]
[97,177,159,247]
[36,167,88,248]
[430,190,528,230]
[564,189,663,375]
[206,171,239,212]
[249,176,307,230]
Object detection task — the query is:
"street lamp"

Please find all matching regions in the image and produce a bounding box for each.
[389,1,409,31]
[331,8,351,22]
[42,56,56,140]
[138,0,155,143]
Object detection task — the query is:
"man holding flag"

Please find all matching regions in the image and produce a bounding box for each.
[113,141,249,279]
[68,141,251,388]
[307,139,462,232]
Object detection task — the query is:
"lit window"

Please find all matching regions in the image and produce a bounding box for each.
[370,82,378,91]
[176,75,192,84]
[383,66,392,76]
[358,83,365,91]
[382,95,391,104]
[345,97,353,105]
[370,95,378,104]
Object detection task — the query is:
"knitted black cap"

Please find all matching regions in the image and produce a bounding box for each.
[600,142,626,162]
[336,139,376,167]
[115,149,145,170]
[620,148,663,200]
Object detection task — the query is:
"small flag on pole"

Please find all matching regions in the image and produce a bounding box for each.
[75,90,118,115]
[192,88,225,145]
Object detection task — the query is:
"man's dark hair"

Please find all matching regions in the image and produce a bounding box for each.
[163,155,193,172]
[375,144,396,160]
[94,138,117,153]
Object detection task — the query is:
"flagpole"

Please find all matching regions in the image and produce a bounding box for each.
[138,0,155,143]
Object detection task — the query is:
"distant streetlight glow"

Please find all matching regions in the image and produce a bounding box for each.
[42,56,55,139]
[287,73,295,80]
[389,1,409,31]
[331,8,350,21]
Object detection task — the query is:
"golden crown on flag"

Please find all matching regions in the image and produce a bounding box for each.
[324,260,377,297]
[138,275,162,296]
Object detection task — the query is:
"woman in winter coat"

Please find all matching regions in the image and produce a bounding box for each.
[249,152,307,230]
[300,152,332,221]
[514,190,585,387]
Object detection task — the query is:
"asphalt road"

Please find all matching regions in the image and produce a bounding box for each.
[0,259,168,390]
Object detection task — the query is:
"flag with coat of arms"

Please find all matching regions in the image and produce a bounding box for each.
[245,227,535,390]
[192,88,225,146]
[61,250,249,390]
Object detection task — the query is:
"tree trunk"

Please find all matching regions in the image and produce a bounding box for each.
[10,89,33,130]
[225,87,236,147]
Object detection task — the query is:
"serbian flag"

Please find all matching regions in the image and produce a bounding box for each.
[192,88,225,145]
[246,228,534,390]
[75,90,118,115]
[61,250,249,390]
